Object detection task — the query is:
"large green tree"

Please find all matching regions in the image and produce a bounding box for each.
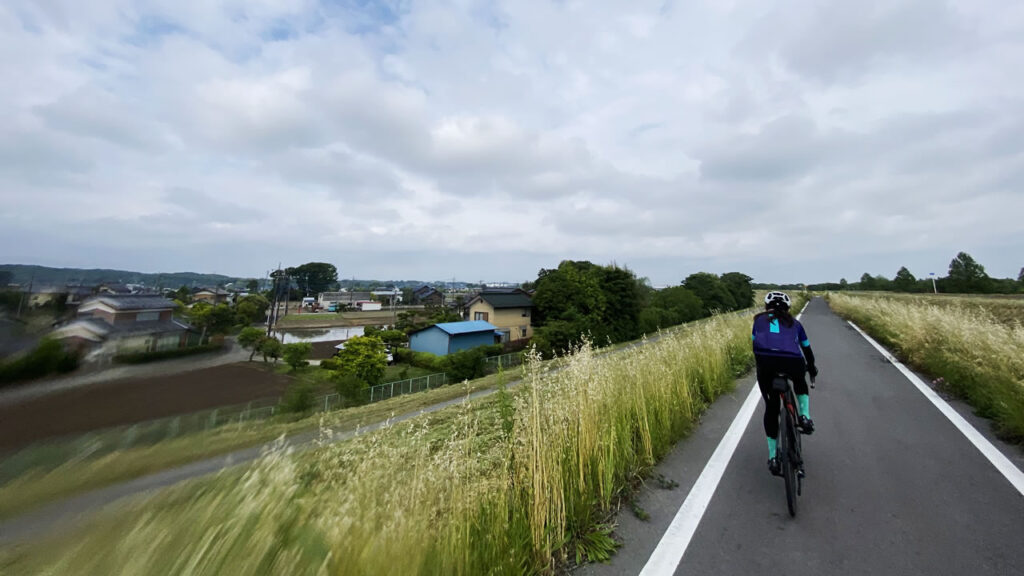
[639,286,703,333]
[532,261,608,354]
[286,262,339,296]
[682,272,737,315]
[947,252,992,293]
[235,294,270,324]
[892,267,917,292]
[720,272,754,310]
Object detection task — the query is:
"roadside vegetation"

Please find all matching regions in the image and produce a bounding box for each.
[0,308,761,575]
[827,292,1024,442]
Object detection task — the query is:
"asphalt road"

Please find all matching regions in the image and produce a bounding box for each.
[581,297,1024,576]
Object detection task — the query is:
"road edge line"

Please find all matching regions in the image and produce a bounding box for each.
[639,301,810,575]
[847,320,1024,497]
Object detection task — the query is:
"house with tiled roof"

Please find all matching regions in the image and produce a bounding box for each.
[465,288,534,342]
[51,295,194,357]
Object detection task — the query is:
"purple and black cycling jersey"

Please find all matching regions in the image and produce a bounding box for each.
[752,313,810,359]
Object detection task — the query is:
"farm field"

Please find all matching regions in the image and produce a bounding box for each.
[274,309,407,329]
[0,362,293,452]
[827,292,1024,442]
[0,310,758,575]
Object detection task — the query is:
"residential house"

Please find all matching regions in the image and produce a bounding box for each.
[318,291,374,309]
[98,283,135,296]
[371,289,402,306]
[408,320,499,356]
[51,295,193,357]
[412,285,444,307]
[465,288,534,342]
[193,287,231,305]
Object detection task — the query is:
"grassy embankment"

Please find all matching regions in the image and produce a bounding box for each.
[827,292,1024,442]
[1,308,765,575]
[0,370,501,520]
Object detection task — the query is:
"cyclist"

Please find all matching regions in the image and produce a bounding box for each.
[752,291,818,476]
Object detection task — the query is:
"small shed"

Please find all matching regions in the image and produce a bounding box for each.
[408,321,498,356]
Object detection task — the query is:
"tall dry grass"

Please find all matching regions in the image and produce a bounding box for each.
[0,312,757,575]
[828,293,1024,442]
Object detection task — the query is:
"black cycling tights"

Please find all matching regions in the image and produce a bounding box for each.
[755,355,808,439]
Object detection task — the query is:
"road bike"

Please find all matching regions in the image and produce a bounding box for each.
[772,372,814,517]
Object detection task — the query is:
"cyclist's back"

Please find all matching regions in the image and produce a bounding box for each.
[752,292,818,476]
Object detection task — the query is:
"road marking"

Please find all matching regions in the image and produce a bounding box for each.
[847,321,1024,497]
[639,302,809,576]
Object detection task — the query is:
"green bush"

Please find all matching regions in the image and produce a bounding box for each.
[334,372,368,406]
[393,347,414,364]
[410,351,443,371]
[113,343,223,365]
[442,347,488,382]
[319,357,342,370]
[280,381,315,414]
[0,339,81,385]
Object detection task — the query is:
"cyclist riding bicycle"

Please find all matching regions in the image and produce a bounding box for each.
[752,291,818,476]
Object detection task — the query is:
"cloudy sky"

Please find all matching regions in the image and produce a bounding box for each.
[1,0,1022,285]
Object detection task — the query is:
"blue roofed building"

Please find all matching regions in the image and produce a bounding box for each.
[408,320,499,356]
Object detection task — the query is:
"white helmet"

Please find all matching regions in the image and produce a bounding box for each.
[764,291,791,309]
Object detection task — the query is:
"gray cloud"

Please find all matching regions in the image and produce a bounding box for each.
[2,0,1023,285]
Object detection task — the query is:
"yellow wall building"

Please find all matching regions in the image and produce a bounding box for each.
[465,289,534,342]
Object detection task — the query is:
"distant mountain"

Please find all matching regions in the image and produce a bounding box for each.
[1,264,516,292]
[0,264,243,289]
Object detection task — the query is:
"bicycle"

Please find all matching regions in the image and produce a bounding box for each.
[771,372,814,517]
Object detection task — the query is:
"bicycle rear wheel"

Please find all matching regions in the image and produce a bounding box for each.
[782,408,799,517]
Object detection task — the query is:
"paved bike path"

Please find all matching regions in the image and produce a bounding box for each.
[583,297,1024,576]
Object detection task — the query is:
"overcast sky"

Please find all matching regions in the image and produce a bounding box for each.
[2,0,1022,286]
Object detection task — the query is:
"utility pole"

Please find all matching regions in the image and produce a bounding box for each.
[16,271,34,319]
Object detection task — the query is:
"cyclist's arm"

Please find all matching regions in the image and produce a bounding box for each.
[797,324,817,369]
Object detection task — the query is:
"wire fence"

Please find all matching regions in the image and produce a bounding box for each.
[2,354,525,482]
[483,351,525,372]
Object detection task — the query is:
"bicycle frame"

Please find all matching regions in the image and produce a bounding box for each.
[772,374,803,517]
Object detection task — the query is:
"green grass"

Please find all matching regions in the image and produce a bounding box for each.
[382,364,436,382]
[0,372,506,521]
[0,313,758,575]
[828,292,1024,442]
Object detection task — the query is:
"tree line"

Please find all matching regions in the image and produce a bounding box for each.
[761,252,1023,295]
[527,261,754,357]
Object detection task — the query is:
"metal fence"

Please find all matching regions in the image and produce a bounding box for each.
[0,397,282,483]
[367,372,448,402]
[484,351,525,373]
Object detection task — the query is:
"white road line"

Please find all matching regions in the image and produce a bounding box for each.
[639,302,809,576]
[847,321,1024,497]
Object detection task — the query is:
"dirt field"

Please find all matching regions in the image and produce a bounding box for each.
[0,362,295,451]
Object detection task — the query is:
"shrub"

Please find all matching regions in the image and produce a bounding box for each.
[0,339,81,385]
[393,347,414,364]
[442,347,487,382]
[280,381,315,414]
[319,357,342,371]
[334,372,368,405]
